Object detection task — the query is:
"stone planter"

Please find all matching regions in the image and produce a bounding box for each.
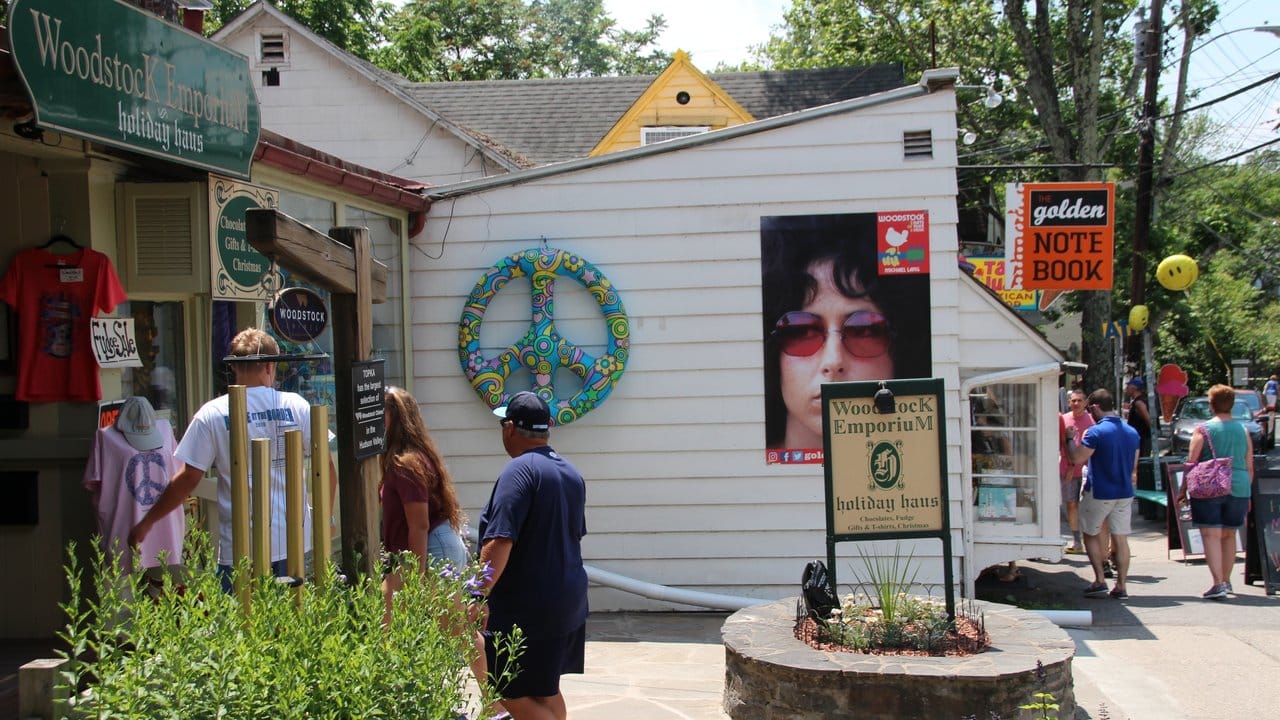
[722,598,1075,720]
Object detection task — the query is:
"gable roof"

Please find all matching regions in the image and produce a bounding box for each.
[211,1,527,172]
[589,50,756,156]
[405,63,903,166]
[426,67,958,201]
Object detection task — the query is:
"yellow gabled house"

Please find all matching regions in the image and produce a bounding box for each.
[590,50,757,155]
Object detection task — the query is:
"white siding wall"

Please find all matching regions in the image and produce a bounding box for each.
[413,92,984,610]
[218,17,496,186]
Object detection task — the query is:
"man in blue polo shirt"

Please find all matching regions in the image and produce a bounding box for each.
[1065,388,1141,600]
[477,391,588,720]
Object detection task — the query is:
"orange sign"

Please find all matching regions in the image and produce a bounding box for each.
[1005,182,1115,291]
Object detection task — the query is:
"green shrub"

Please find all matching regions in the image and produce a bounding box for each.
[58,532,520,719]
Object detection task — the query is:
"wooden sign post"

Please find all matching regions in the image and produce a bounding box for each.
[245,209,388,579]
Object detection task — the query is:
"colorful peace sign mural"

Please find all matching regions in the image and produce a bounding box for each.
[458,247,630,425]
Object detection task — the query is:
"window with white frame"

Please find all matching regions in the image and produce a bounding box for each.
[971,382,1040,525]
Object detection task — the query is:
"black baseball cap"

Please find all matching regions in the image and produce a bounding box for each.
[494,391,551,431]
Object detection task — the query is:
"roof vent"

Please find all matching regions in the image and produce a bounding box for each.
[641,126,710,145]
[259,32,288,65]
[903,130,933,159]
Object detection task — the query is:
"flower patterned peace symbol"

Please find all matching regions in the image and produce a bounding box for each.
[458,247,630,425]
[125,451,170,506]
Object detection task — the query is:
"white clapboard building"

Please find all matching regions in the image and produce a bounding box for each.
[410,69,1067,608]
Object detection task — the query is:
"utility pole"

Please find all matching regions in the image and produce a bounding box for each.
[1133,0,1163,464]
[1132,0,1162,331]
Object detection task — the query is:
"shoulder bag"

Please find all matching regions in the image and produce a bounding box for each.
[800,560,838,619]
[1184,424,1233,499]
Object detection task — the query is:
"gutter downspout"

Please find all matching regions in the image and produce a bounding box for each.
[959,362,1064,595]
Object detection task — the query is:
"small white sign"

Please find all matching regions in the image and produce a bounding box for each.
[91,317,142,368]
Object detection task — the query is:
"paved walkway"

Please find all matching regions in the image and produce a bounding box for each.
[7,511,1278,719]
[560,510,1280,720]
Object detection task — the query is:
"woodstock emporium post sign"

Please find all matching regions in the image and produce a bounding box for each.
[458,246,629,424]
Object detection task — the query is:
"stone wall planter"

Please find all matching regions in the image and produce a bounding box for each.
[722,598,1075,720]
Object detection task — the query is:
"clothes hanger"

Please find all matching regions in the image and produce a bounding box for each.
[39,233,82,251]
[41,234,84,268]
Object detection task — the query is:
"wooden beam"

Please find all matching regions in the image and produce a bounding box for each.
[330,227,381,579]
[244,208,388,302]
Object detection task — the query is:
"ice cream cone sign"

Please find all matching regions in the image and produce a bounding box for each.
[1157,364,1190,422]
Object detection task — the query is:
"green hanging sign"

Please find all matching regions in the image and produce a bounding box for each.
[8,0,260,179]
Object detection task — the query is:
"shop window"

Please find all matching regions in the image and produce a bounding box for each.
[122,300,188,433]
[279,191,335,232]
[971,383,1038,524]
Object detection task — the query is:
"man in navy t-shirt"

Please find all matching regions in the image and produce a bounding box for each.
[1065,388,1140,601]
[477,391,588,719]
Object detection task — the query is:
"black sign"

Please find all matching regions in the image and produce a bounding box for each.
[352,360,385,460]
[271,287,329,343]
[1027,188,1110,227]
[1247,472,1280,595]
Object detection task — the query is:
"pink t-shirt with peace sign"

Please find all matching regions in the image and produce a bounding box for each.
[83,420,184,571]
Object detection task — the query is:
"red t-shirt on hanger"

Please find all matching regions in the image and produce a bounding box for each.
[0,247,127,401]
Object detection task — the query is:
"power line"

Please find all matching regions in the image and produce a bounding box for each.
[1158,70,1280,120]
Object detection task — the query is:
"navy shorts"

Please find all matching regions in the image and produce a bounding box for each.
[486,623,586,699]
[1190,495,1248,529]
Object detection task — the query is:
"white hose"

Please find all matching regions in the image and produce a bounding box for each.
[585,564,765,611]
[467,529,1092,625]
[1033,609,1092,627]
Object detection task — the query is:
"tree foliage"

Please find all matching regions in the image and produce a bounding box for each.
[373,0,670,81]
[202,0,667,78]
[205,0,391,60]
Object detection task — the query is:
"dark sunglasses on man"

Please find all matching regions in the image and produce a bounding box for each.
[771,310,890,359]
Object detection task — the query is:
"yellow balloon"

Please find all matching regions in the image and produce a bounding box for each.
[1156,254,1199,291]
[1129,305,1149,332]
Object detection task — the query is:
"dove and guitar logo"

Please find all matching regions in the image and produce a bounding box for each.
[876,210,929,275]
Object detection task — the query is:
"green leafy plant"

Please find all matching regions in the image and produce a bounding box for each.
[57,531,521,719]
[811,544,964,654]
[1019,691,1060,720]
[853,542,922,626]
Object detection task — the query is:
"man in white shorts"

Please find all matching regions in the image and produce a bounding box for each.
[1064,388,1141,600]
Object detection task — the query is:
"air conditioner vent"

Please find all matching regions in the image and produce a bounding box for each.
[134,198,194,276]
[903,130,934,158]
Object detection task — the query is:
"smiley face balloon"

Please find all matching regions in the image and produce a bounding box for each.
[1156,254,1199,291]
[1129,304,1149,332]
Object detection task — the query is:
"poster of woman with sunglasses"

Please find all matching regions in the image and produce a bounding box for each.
[761,212,932,464]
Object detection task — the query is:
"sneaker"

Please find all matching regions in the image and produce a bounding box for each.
[1102,561,1115,579]
[1084,582,1109,598]
[1064,545,1086,555]
[1109,587,1128,600]
[1203,584,1228,600]
[1225,581,1234,595]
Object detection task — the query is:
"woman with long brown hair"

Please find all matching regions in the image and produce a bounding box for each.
[380,385,468,578]
[381,386,493,714]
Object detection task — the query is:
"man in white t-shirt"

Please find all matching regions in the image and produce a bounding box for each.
[130,328,336,584]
